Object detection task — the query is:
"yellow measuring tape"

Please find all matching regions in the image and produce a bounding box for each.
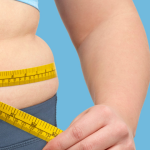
[0,62,57,87]
[0,62,63,142]
[0,102,63,142]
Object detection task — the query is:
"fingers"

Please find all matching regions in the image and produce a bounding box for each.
[67,125,120,150]
[42,105,135,150]
[107,138,136,150]
[107,145,122,150]
[43,106,108,150]
[68,132,135,150]
[107,143,135,150]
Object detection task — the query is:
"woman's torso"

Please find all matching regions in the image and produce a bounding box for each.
[0,0,59,109]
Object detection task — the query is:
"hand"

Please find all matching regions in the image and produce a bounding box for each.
[42,105,136,150]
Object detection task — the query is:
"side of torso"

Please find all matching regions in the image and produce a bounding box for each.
[0,0,59,109]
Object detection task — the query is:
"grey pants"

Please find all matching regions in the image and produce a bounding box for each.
[0,93,57,150]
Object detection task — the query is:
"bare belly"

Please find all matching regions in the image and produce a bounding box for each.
[0,0,59,109]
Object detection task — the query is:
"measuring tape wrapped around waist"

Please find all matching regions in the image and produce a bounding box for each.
[0,101,63,142]
[0,62,57,87]
[0,62,63,141]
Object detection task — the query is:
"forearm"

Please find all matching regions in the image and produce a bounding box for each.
[76,5,150,137]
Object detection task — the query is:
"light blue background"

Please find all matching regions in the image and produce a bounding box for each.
[36,1,150,149]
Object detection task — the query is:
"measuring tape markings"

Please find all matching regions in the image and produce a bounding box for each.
[0,101,63,142]
[0,62,57,87]
[0,62,63,141]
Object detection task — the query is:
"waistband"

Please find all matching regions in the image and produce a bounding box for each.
[0,93,57,148]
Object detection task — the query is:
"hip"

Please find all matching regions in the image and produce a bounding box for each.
[0,93,57,150]
[0,35,59,109]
